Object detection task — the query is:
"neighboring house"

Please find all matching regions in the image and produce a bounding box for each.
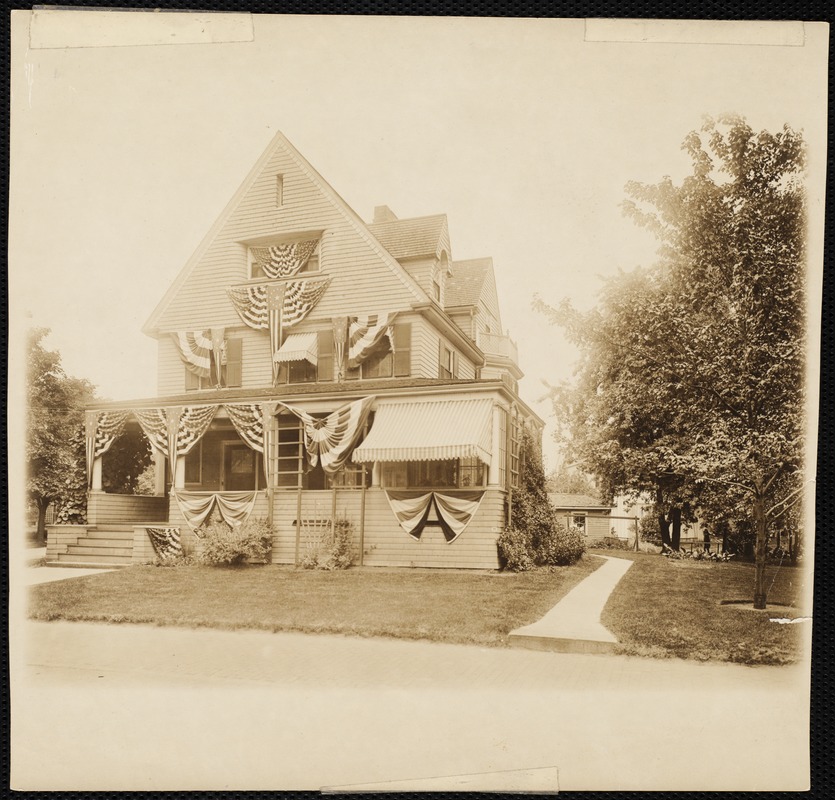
[48,131,542,570]
[548,493,614,542]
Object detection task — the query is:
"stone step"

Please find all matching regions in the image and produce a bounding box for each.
[56,552,133,565]
[66,545,134,557]
[76,537,134,548]
[88,525,136,535]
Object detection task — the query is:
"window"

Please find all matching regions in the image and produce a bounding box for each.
[286,359,317,384]
[184,441,202,484]
[508,406,522,490]
[382,458,486,490]
[276,174,284,207]
[248,241,319,280]
[438,340,458,380]
[327,463,370,489]
[432,268,442,302]
[184,337,242,390]
[276,415,304,488]
[362,346,393,379]
[571,513,587,531]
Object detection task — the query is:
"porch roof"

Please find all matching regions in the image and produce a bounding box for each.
[352,397,493,465]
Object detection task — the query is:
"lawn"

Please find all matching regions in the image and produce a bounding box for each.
[28,557,601,647]
[595,550,809,665]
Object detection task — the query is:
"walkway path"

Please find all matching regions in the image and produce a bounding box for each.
[509,554,633,653]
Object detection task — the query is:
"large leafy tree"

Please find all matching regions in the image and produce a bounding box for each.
[26,328,95,544]
[539,116,806,608]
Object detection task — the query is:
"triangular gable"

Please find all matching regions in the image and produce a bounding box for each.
[144,131,429,336]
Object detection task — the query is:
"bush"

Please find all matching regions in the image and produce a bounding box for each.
[596,536,633,551]
[497,527,534,572]
[499,429,585,570]
[300,517,355,570]
[198,517,273,566]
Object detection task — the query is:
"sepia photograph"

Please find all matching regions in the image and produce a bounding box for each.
[8,11,827,791]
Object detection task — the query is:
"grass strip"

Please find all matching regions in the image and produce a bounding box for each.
[28,556,601,648]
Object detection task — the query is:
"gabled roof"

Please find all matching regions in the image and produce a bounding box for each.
[367,214,449,261]
[548,493,612,510]
[445,258,492,307]
[143,131,429,336]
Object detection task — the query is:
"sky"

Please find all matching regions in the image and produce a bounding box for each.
[9,14,828,470]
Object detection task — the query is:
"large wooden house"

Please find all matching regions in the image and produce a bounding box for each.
[47,132,542,570]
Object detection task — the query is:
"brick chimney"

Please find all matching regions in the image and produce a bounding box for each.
[373,205,398,223]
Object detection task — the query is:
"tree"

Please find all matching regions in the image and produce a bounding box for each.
[538,116,806,608]
[26,329,95,544]
[545,461,599,497]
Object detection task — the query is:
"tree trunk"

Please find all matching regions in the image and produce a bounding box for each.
[35,499,48,547]
[656,487,671,548]
[657,512,671,548]
[753,490,768,609]
[670,506,682,550]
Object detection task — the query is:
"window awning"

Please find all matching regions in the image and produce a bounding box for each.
[273,332,318,365]
[352,398,493,465]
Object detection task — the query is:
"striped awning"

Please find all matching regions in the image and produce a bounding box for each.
[273,332,318,365]
[352,398,493,465]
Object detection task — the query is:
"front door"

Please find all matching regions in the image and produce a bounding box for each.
[222,443,258,491]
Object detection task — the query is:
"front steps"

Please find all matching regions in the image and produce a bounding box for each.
[54,525,135,568]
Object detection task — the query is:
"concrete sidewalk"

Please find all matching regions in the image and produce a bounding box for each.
[509,554,633,653]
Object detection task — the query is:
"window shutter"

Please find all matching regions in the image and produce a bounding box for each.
[225,337,243,387]
[185,367,200,391]
[392,322,411,377]
[317,329,334,382]
[452,351,459,379]
[438,338,444,378]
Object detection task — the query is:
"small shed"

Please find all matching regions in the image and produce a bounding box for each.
[548,493,614,542]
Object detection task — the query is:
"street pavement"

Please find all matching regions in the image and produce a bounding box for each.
[13,619,810,792]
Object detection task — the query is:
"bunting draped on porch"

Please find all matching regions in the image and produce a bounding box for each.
[174,491,258,531]
[133,406,216,481]
[146,527,183,560]
[348,312,397,368]
[224,402,278,484]
[250,239,318,279]
[278,396,375,473]
[227,276,331,382]
[384,490,485,543]
[84,410,130,487]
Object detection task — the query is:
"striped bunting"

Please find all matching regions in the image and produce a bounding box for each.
[146,527,183,561]
[278,395,375,473]
[225,404,264,453]
[133,406,216,483]
[133,408,169,458]
[172,330,213,377]
[84,410,130,487]
[384,490,485,543]
[228,284,270,329]
[175,406,217,459]
[282,277,331,328]
[347,312,397,368]
[251,239,318,279]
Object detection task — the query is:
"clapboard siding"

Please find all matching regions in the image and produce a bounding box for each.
[154,142,426,333]
[360,487,504,569]
[166,490,270,556]
[412,318,476,380]
[266,486,503,569]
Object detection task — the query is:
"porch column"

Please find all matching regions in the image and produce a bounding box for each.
[371,462,382,487]
[153,450,167,496]
[91,457,103,492]
[174,456,186,490]
[488,403,502,487]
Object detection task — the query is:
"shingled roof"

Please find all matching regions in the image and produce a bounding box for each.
[548,493,612,510]
[368,214,449,261]
[445,258,492,307]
